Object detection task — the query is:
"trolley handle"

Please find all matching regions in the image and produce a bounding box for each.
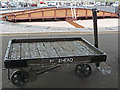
[92,8,99,48]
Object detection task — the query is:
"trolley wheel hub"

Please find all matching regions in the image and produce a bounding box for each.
[75,64,92,79]
[11,70,30,87]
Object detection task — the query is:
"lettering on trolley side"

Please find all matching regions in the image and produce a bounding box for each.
[50,59,55,63]
[58,58,74,63]
[50,58,74,63]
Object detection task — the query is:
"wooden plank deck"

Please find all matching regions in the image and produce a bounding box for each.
[9,40,100,60]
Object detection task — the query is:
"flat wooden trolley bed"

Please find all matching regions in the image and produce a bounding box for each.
[4,37,107,87]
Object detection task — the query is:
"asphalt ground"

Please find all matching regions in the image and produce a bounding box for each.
[1,33,118,88]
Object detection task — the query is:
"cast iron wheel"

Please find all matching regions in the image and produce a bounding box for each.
[11,70,30,87]
[75,64,92,79]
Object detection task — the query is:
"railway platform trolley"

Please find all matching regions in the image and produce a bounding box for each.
[3,9,107,87]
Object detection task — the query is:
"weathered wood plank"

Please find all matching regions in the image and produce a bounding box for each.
[50,42,68,57]
[9,44,14,59]
[9,44,16,59]
[36,42,50,58]
[57,41,75,56]
[64,41,83,56]
[74,41,92,55]
[10,43,20,59]
[29,43,40,58]
[72,41,89,55]
[21,43,31,59]
[43,42,59,57]
[8,44,13,59]
[78,41,96,54]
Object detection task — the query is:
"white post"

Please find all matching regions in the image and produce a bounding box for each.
[74,0,77,19]
[71,0,74,19]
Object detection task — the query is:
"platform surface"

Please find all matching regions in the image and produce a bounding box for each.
[9,39,101,60]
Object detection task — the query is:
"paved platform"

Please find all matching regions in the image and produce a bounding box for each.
[75,18,118,31]
[0,18,118,35]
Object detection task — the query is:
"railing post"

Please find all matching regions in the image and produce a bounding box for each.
[103,11,105,18]
[66,8,67,17]
[76,8,78,19]
[54,9,56,20]
[14,14,16,23]
[42,11,44,21]
[111,13,112,18]
[28,13,31,21]
[86,9,88,19]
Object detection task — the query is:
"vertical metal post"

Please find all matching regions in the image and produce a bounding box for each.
[8,69,10,80]
[92,8,100,67]
[92,8,99,48]
[20,43,21,59]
